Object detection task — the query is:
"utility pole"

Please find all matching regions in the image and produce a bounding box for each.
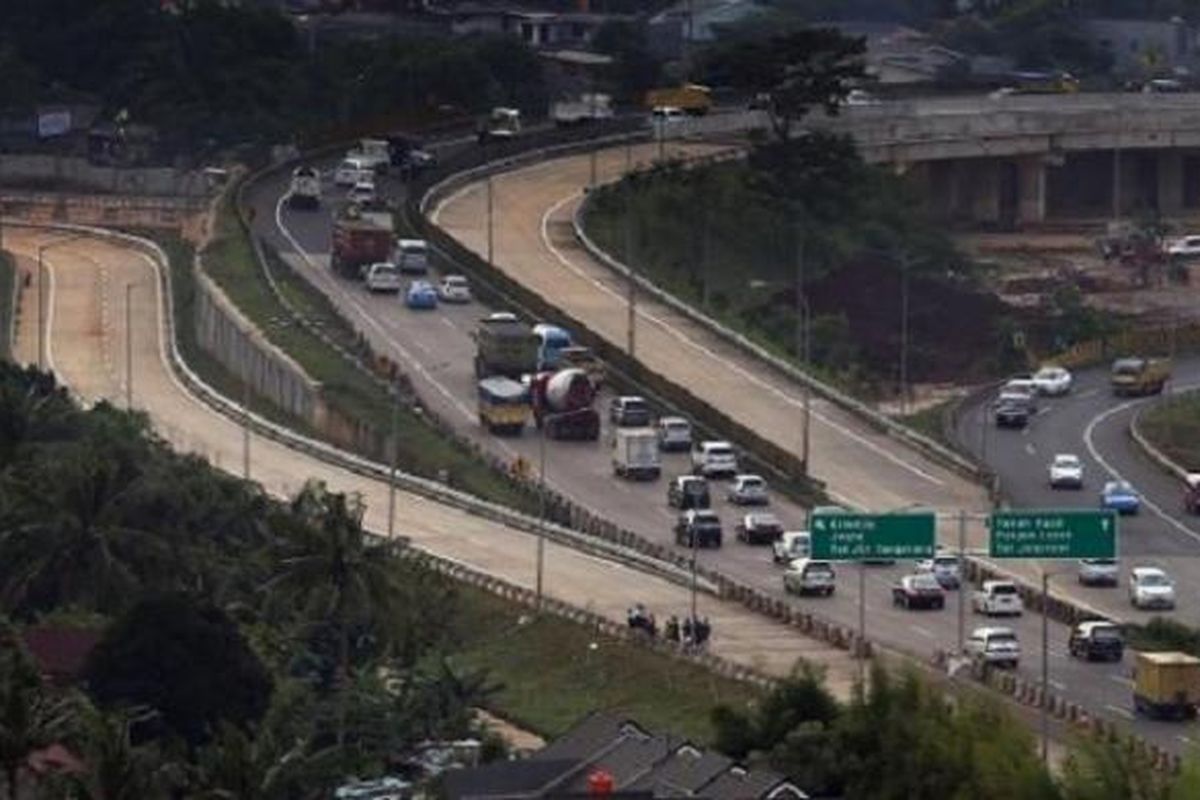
[387,384,399,539]
[36,234,85,371]
[486,171,495,267]
[588,86,598,190]
[125,283,135,409]
[242,364,252,480]
[536,418,550,611]
[858,562,867,686]
[899,253,910,416]
[957,511,967,654]
[1041,570,1051,764]
[795,222,811,475]
[625,175,637,357]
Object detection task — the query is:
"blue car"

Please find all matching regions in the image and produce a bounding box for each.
[1100,480,1139,515]
[405,280,439,310]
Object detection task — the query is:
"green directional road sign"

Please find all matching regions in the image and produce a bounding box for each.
[988,510,1117,559]
[810,511,936,561]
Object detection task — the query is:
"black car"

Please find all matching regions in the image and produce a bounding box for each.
[611,396,652,427]
[667,476,710,510]
[1068,621,1124,662]
[994,402,1030,429]
[735,512,784,545]
[674,510,722,548]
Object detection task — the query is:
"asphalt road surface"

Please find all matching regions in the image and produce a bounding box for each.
[3,226,858,693]
[245,143,1200,750]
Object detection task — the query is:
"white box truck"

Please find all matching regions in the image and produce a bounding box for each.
[613,427,661,480]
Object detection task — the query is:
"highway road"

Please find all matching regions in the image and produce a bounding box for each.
[3,226,859,691]
[954,363,1200,615]
[243,141,1200,750]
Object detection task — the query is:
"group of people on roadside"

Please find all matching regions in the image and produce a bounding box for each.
[627,604,712,649]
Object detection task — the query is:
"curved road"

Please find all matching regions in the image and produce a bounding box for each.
[955,361,1200,605]
[246,142,1200,749]
[3,226,856,691]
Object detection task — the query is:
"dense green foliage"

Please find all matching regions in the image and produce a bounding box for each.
[0,251,14,358]
[715,666,1200,799]
[0,0,546,151]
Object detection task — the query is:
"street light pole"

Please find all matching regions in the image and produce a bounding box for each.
[125,282,135,409]
[957,510,967,654]
[486,171,495,267]
[625,175,637,357]
[1041,569,1051,764]
[387,383,399,539]
[858,561,867,685]
[795,222,810,475]
[36,235,85,372]
[899,253,910,415]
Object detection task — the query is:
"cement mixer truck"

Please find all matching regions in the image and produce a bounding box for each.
[529,368,600,441]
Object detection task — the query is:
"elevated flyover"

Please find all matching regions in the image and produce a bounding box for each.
[811,93,1200,227]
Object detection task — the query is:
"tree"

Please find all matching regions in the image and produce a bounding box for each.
[267,481,403,747]
[85,593,272,748]
[53,704,173,800]
[0,621,79,799]
[188,722,316,800]
[702,27,866,140]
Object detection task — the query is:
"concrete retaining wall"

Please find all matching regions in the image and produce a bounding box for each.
[0,191,206,230]
[192,270,325,425]
[0,154,212,197]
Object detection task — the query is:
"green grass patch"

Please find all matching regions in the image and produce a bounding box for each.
[898,399,957,450]
[450,587,761,743]
[1124,617,1200,656]
[0,249,14,358]
[194,189,533,511]
[1138,393,1200,472]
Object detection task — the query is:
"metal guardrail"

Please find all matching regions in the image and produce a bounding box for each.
[6,219,712,596]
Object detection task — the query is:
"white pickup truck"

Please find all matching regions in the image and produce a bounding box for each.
[552,93,614,126]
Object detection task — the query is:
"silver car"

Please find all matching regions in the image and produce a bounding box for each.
[1078,558,1119,587]
[728,474,769,506]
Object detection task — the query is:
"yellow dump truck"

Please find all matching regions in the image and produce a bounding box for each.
[1110,356,1170,396]
[1133,651,1200,720]
[644,84,712,115]
[477,377,530,436]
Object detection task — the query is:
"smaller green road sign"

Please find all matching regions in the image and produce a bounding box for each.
[810,512,936,561]
[989,510,1117,559]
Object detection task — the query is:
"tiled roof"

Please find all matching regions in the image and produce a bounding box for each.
[22,627,102,684]
[443,759,580,800]
[630,746,733,795]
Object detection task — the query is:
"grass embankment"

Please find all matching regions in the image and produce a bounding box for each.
[898,399,958,450]
[1139,393,1200,471]
[451,587,760,743]
[0,250,14,358]
[153,192,534,512]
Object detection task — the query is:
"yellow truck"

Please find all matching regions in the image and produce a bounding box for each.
[1133,651,1200,720]
[644,84,712,115]
[1110,356,1170,396]
[477,377,530,436]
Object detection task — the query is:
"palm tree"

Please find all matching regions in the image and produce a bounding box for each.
[56,704,172,800]
[0,365,80,472]
[0,625,79,799]
[0,447,167,615]
[267,481,403,747]
[187,722,313,800]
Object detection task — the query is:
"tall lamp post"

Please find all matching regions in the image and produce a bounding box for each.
[36,234,86,371]
[536,409,578,610]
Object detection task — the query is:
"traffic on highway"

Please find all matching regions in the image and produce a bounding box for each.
[240,132,1200,750]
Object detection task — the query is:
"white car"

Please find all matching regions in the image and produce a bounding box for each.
[728,474,769,506]
[1049,454,1084,489]
[966,626,1020,669]
[916,553,961,589]
[656,416,693,452]
[346,180,376,205]
[1167,235,1200,258]
[691,441,738,479]
[1001,378,1038,408]
[1078,558,1119,587]
[363,262,401,293]
[1129,566,1176,610]
[783,558,835,596]
[844,88,880,106]
[650,106,686,125]
[334,156,371,186]
[438,275,471,303]
[1032,365,1072,395]
[973,580,1024,616]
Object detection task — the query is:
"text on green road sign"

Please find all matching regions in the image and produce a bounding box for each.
[810,512,936,560]
[989,510,1117,559]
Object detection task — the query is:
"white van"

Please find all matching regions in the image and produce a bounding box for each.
[335,156,371,186]
[773,531,811,564]
[364,262,401,293]
[783,559,835,596]
[691,440,738,479]
[394,239,429,274]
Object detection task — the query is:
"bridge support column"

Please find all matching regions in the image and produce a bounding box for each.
[1017,156,1046,226]
[970,160,1001,225]
[1158,151,1184,216]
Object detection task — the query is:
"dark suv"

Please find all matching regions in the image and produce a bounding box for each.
[994,401,1030,429]
[610,396,652,427]
[674,510,722,548]
[667,476,710,510]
